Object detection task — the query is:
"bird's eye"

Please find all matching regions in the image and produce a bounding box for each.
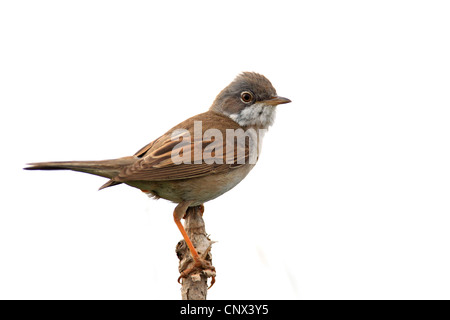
[240,91,253,103]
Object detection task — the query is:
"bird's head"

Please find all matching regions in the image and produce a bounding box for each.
[210,72,291,128]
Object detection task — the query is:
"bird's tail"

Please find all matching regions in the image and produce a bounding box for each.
[24,156,135,189]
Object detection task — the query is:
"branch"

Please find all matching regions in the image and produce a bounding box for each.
[175,206,215,300]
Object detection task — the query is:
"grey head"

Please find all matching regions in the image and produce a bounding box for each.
[210,72,291,128]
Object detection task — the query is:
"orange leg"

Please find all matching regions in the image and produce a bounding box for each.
[173,202,200,262]
[173,202,215,288]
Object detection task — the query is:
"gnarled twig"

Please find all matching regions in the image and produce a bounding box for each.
[175,206,215,300]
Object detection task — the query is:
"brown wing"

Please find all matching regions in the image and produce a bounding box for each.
[114,111,252,182]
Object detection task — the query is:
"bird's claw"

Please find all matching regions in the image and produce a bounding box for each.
[177,258,216,289]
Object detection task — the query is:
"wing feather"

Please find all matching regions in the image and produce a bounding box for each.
[114,111,252,182]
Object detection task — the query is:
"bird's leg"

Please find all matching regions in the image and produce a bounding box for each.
[174,202,215,288]
[174,201,200,262]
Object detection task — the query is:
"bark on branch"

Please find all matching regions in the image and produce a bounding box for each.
[175,206,215,300]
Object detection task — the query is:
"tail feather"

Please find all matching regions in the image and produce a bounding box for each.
[98,179,122,190]
[24,157,135,188]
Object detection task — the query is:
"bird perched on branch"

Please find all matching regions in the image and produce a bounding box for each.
[25,72,291,287]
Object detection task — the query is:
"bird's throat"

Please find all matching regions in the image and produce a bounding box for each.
[228,103,277,129]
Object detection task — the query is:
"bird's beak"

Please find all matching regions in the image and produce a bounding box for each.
[263,96,292,106]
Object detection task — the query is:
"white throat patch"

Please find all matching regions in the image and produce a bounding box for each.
[228,103,277,128]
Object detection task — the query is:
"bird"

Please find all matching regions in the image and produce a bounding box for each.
[25,72,291,287]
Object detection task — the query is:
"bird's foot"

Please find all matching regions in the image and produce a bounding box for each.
[177,258,216,289]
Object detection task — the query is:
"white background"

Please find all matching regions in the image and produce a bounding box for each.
[1,1,449,299]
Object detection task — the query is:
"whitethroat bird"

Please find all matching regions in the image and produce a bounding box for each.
[25,72,291,287]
